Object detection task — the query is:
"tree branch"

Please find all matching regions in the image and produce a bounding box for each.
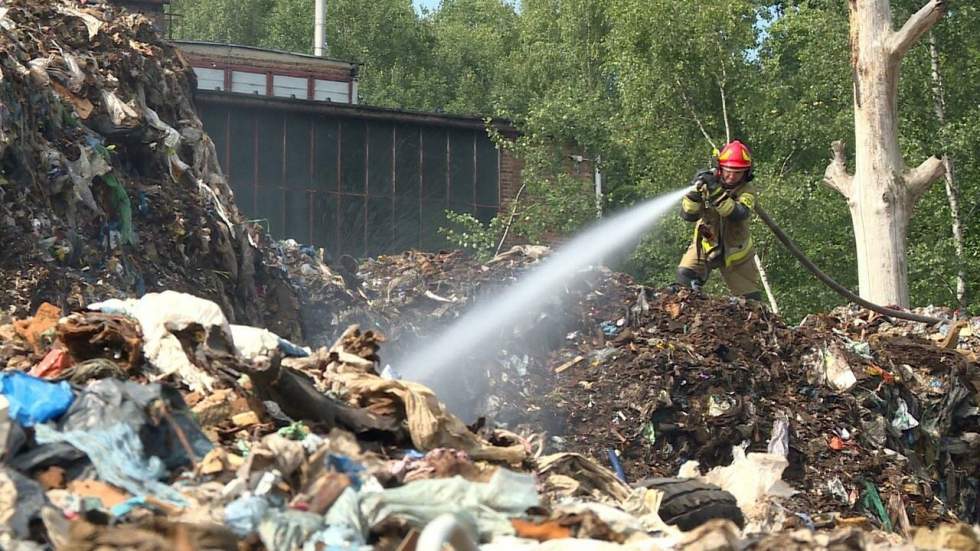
[906,155,945,204]
[719,69,731,144]
[779,149,796,178]
[889,0,947,60]
[675,76,718,151]
[822,140,853,199]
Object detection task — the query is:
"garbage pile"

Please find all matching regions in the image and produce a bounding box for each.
[0,291,524,549]
[350,247,645,421]
[4,291,978,551]
[513,289,980,530]
[261,238,368,347]
[0,0,299,339]
[346,249,979,535]
[354,248,551,355]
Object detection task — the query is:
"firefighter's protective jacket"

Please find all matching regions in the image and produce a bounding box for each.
[680,182,756,267]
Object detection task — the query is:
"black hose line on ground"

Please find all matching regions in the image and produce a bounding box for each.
[753,205,945,326]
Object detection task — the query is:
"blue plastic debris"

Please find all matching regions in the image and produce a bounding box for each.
[277,337,310,358]
[327,454,366,489]
[224,495,271,537]
[35,422,188,507]
[402,450,425,460]
[0,372,74,426]
[111,496,150,517]
[599,321,621,336]
[607,449,627,482]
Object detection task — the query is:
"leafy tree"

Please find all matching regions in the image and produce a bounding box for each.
[323,0,444,108]
[169,0,274,45]
[428,0,520,115]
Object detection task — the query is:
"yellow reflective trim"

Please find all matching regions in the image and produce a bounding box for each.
[725,236,754,266]
[682,196,702,214]
[739,192,756,210]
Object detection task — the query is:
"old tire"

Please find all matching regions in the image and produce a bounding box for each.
[634,477,745,531]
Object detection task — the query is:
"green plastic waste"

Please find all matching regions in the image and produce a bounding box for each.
[102,173,136,245]
[861,480,893,532]
[277,421,310,441]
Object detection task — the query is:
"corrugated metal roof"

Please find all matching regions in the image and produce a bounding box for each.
[173,40,361,67]
[194,89,517,134]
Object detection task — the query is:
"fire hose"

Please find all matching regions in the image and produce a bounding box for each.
[753,205,946,326]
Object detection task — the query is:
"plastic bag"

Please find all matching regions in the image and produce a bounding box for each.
[0,372,74,427]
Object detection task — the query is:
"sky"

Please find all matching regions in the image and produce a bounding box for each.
[413,0,440,12]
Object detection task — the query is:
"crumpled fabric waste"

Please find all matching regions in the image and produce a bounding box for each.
[56,312,143,370]
[360,468,540,541]
[12,303,61,355]
[231,324,310,360]
[90,292,234,393]
[0,467,46,539]
[35,422,187,507]
[258,510,326,551]
[63,518,238,551]
[537,453,632,504]
[223,496,270,537]
[231,324,281,361]
[30,379,211,506]
[323,367,527,463]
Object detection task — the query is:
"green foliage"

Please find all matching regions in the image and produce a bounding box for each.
[173,0,980,319]
[438,210,507,261]
[170,0,275,46]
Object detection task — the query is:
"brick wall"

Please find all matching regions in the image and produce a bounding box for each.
[499,148,524,208]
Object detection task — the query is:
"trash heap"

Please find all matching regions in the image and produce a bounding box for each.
[517,288,978,527]
[332,246,979,533]
[354,247,552,355]
[0,291,526,549]
[260,238,367,347]
[0,0,300,339]
[5,291,978,551]
[349,247,646,421]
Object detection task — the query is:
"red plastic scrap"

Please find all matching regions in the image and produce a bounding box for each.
[866,364,895,384]
[29,348,73,379]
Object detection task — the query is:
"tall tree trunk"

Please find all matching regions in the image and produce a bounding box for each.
[823,0,947,307]
[928,32,966,307]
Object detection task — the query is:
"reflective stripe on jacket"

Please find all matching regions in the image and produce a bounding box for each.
[680,182,756,267]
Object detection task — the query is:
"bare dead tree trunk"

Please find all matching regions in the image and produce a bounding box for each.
[822,0,947,307]
[928,32,966,308]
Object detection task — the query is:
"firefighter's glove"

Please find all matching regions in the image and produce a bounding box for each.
[694,171,724,204]
[691,170,717,193]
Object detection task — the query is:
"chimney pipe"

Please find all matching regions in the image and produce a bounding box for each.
[314,0,326,56]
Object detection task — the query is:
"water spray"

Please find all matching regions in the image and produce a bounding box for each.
[394,188,689,382]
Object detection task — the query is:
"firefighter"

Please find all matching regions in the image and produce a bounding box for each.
[676,140,763,301]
